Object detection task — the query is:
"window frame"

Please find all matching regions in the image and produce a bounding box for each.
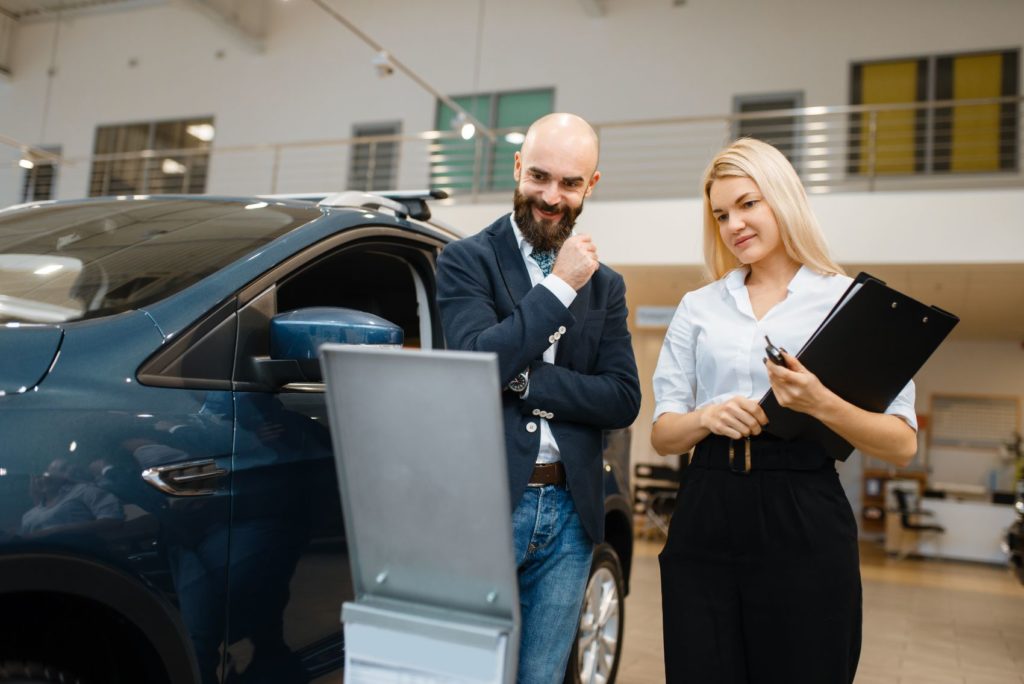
[848,48,1019,177]
[21,145,61,203]
[732,91,805,172]
[349,121,402,192]
[432,87,555,194]
[88,116,215,196]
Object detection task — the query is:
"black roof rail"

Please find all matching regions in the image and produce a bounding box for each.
[377,189,449,221]
[314,189,449,221]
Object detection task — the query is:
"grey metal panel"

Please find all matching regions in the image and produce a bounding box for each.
[319,345,518,623]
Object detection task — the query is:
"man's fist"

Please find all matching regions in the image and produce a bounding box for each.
[552,234,599,290]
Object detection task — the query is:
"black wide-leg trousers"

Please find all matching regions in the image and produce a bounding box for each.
[659,435,862,684]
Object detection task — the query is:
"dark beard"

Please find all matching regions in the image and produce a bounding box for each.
[513,187,584,253]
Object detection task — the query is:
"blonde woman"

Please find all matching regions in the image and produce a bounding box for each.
[651,138,917,683]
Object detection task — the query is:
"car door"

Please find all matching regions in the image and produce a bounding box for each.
[223,227,445,683]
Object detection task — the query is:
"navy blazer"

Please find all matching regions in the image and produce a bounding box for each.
[436,214,641,543]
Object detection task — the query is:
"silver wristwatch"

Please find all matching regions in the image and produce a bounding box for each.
[507,368,529,395]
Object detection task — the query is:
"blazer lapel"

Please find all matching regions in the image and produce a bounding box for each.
[490,216,532,304]
[487,214,589,366]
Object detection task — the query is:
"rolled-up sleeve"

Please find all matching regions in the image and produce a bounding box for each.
[653,297,697,422]
[885,380,918,431]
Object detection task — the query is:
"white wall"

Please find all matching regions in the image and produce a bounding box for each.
[433,189,1024,265]
[1,0,1022,204]
[914,340,1024,489]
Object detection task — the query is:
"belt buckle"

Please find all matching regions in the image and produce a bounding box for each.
[729,438,752,475]
[528,463,555,487]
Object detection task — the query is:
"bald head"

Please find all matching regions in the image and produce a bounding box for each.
[522,113,600,175]
[512,112,602,252]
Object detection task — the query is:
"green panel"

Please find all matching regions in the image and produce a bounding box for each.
[492,90,554,190]
[433,95,491,192]
[495,90,554,127]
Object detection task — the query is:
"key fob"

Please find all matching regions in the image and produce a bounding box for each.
[765,335,786,366]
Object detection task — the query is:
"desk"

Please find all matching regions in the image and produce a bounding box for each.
[915,498,1017,564]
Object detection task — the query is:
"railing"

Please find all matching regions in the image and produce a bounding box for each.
[2,95,1021,204]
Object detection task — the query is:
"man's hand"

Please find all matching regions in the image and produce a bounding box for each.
[552,234,599,290]
[699,396,769,440]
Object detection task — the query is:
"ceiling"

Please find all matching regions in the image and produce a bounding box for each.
[614,262,1024,342]
[0,0,266,51]
[0,0,161,20]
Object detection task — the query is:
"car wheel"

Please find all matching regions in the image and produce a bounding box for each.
[0,661,85,684]
[565,542,625,684]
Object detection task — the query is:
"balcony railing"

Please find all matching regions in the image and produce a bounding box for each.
[3,95,1022,204]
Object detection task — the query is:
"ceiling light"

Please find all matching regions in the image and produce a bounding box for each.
[504,132,525,145]
[18,159,34,170]
[186,124,215,142]
[162,158,187,174]
[452,111,476,140]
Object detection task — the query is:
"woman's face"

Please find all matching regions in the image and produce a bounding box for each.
[709,176,786,267]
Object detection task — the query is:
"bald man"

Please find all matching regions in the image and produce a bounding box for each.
[436,113,641,682]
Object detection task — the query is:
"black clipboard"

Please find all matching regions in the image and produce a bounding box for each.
[759,272,959,461]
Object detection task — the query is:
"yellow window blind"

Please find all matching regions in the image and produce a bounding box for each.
[950,53,1003,172]
[860,60,920,174]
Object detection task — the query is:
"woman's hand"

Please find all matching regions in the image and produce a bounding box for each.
[764,351,834,417]
[765,350,918,466]
[699,396,768,440]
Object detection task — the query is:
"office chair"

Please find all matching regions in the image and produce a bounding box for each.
[633,461,682,540]
[892,488,945,560]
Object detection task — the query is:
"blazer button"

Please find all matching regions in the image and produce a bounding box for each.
[532,409,541,416]
[558,326,567,334]
[526,422,538,433]
[553,332,561,341]
[545,411,554,420]
[548,335,556,343]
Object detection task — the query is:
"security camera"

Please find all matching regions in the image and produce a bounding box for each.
[372,50,394,78]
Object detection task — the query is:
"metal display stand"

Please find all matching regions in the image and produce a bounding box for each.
[320,346,519,683]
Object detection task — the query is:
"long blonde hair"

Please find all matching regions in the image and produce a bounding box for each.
[701,138,844,280]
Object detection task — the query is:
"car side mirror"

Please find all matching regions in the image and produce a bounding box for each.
[254,307,403,388]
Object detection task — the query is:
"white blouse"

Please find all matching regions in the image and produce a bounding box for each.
[652,265,917,430]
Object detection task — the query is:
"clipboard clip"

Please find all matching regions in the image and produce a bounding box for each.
[729,438,752,475]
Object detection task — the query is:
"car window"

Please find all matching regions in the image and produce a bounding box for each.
[276,243,436,349]
[0,198,319,324]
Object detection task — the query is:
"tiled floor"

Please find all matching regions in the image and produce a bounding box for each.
[616,539,1024,683]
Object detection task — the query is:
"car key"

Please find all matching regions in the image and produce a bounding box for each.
[765,335,787,366]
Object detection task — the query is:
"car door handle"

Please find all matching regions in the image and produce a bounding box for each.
[142,459,228,497]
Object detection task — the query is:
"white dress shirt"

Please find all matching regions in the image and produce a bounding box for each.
[510,214,578,463]
[653,265,917,430]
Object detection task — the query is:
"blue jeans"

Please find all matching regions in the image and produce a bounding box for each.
[512,484,594,684]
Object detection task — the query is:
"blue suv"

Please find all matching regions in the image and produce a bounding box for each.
[0,192,633,684]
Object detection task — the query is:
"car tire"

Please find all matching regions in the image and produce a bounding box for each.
[565,542,625,684]
[0,661,85,684]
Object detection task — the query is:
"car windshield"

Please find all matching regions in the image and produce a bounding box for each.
[0,198,320,323]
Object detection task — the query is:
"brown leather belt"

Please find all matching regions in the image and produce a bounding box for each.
[528,462,566,487]
[692,435,830,474]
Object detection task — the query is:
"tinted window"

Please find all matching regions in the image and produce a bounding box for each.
[0,198,319,324]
